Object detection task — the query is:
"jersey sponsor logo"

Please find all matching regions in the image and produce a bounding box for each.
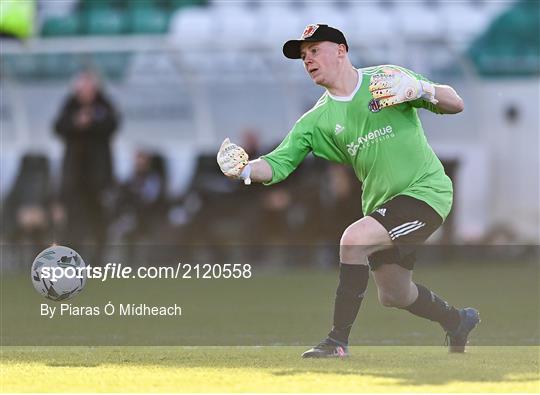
[334,124,345,135]
[368,99,382,113]
[376,208,387,216]
[346,125,394,156]
[301,24,319,39]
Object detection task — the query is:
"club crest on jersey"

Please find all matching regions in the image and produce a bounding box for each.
[301,24,319,39]
[368,99,382,113]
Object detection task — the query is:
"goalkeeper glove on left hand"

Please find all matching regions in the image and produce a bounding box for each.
[369,68,438,109]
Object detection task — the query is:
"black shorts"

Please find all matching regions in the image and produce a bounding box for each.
[367,195,443,271]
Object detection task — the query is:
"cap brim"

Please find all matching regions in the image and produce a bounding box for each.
[283,40,304,59]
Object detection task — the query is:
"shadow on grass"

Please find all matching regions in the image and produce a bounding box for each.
[269,367,538,386]
[267,349,540,386]
[2,346,539,387]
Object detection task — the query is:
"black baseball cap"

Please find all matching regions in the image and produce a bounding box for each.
[283,24,348,59]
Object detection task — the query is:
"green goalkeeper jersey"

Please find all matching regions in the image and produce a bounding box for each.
[261,65,453,220]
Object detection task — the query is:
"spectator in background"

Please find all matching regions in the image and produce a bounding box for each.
[240,128,263,158]
[53,70,120,265]
[319,164,362,241]
[2,154,54,245]
[111,150,168,243]
[109,150,168,265]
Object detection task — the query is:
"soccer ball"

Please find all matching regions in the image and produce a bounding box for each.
[31,245,87,301]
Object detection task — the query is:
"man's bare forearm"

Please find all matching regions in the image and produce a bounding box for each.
[434,85,464,114]
[248,158,273,183]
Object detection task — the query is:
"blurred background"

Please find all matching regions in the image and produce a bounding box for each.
[1,0,539,267]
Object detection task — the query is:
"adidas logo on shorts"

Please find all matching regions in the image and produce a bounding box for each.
[389,220,426,240]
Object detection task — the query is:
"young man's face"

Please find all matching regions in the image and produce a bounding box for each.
[300,41,342,87]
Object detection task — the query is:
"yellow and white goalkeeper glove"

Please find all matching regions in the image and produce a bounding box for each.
[369,68,438,109]
[217,138,252,185]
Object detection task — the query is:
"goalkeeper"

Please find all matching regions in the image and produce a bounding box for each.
[217,24,479,357]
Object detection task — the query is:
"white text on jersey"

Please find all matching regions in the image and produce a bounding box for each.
[347,125,394,156]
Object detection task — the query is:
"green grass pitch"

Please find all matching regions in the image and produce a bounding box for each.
[1,346,539,392]
[1,260,539,392]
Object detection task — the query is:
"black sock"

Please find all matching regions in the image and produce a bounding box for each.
[402,283,461,332]
[327,263,369,345]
